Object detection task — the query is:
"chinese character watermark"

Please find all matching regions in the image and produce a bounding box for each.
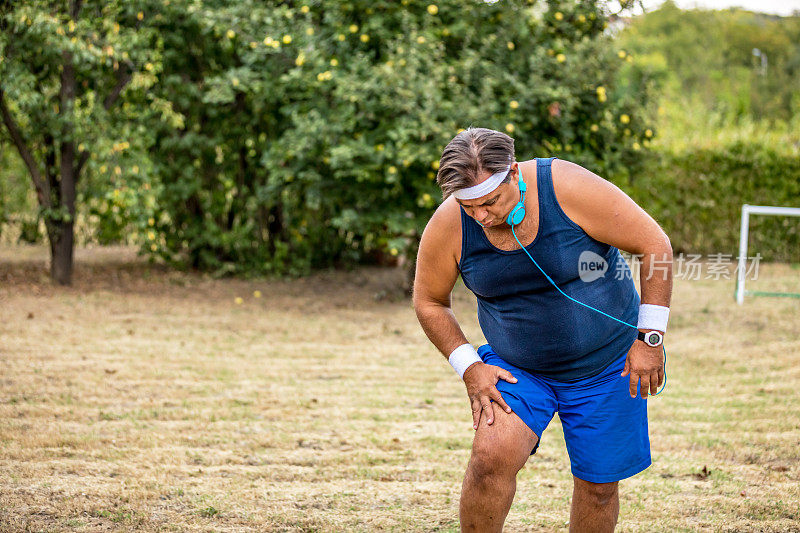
[581,252,762,282]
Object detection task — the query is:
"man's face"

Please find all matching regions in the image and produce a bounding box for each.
[455,165,519,228]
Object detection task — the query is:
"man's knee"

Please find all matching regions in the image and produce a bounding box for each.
[468,443,515,482]
[468,415,538,481]
[574,477,618,507]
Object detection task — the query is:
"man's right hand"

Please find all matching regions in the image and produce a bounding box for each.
[463,362,518,430]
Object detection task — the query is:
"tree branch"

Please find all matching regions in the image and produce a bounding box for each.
[70,0,83,20]
[0,89,51,209]
[102,60,133,110]
[74,144,90,178]
[60,50,77,216]
[74,61,133,178]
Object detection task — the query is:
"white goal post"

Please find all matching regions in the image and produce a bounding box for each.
[736,204,800,304]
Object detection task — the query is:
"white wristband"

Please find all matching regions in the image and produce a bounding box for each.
[448,343,482,379]
[637,304,670,332]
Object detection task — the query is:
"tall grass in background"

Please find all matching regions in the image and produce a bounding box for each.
[652,94,800,155]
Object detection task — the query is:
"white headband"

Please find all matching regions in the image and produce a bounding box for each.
[452,165,511,200]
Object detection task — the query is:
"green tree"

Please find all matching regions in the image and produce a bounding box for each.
[143,0,657,285]
[0,0,159,284]
[618,1,800,125]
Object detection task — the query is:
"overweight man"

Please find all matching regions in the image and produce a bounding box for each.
[412,127,673,532]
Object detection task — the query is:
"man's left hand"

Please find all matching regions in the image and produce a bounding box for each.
[621,335,664,399]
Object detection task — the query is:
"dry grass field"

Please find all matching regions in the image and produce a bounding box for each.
[1,245,799,532]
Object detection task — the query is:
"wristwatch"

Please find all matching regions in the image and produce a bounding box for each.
[637,330,664,347]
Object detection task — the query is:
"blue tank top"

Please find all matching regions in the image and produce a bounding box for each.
[458,157,640,381]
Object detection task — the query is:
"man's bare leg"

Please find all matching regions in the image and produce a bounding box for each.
[569,476,619,533]
[460,407,538,533]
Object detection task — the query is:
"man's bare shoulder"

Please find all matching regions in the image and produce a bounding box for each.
[430,194,461,227]
[420,195,462,258]
[551,158,608,193]
[549,158,612,229]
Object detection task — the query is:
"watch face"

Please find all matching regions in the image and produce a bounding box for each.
[647,332,661,345]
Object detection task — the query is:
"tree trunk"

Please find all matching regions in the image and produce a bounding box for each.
[52,47,78,286]
[48,219,74,285]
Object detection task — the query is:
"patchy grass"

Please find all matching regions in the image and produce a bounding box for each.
[0,245,798,532]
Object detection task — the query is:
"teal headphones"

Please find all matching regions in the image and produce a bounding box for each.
[506,167,527,226]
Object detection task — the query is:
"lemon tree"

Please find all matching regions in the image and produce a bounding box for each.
[144,0,655,282]
[0,1,162,284]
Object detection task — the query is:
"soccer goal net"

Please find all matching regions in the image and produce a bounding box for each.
[736,204,800,304]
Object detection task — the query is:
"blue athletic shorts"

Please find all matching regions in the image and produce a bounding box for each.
[477,344,651,484]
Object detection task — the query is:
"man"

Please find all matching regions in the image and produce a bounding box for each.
[412,127,673,532]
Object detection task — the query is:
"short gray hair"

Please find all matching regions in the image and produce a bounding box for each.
[436,127,516,199]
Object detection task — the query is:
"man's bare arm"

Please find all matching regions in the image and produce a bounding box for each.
[412,200,517,428]
[553,159,673,308]
[412,203,470,358]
